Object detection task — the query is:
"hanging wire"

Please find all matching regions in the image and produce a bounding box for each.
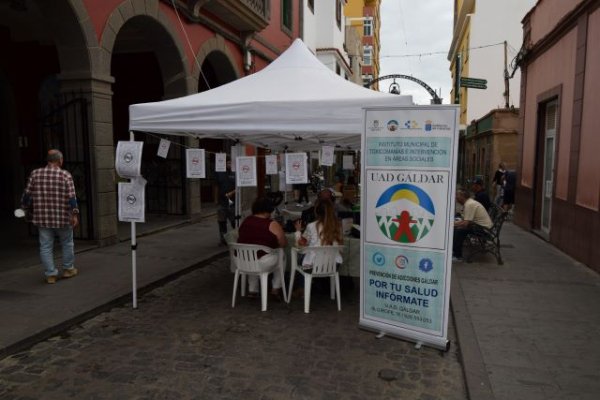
[380,41,505,59]
[169,0,211,90]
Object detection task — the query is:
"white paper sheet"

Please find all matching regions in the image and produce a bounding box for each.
[157,139,170,159]
[265,155,278,175]
[321,145,334,166]
[215,153,227,172]
[118,178,146,222]
[343,154,354,170]
[285,153,308,184]
[116,141,143,178]
[186,149,206,178]
[236,156,257,187]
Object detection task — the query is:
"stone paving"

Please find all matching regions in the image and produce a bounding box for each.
[0,256,466,400]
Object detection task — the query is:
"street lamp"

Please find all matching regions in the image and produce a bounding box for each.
[389,80,400,95]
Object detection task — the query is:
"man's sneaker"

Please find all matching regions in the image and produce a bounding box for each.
[452,256,464,263]
[62,268,78,279]
[46,275,58,284]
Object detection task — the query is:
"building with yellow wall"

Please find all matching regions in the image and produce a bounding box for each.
[345,0,381,90]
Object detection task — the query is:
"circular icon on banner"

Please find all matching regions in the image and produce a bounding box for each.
[192,157,199,165]
[126,194,137,205]
[375,183,435,243]
[387,120,399,131]
[292,162,300,170]
[372,252,385,266]
[242,165,250,173]
[124,152,133,163]
[419,258,434,273]
[395,255,409,269]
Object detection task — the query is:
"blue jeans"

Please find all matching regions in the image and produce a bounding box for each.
[38,226,75,277]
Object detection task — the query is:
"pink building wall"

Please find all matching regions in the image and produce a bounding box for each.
[528,0,583,44]
[517,0,600,273]
[521,27,576,200]
[577,8,600,210]
[82,0,300,75]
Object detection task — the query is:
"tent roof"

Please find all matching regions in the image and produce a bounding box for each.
[129,39,412,150]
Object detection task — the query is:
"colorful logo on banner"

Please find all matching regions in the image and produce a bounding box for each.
[387,120,399,131]
[375,184,435,243]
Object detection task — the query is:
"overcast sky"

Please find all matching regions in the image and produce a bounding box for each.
[379,0,454,104]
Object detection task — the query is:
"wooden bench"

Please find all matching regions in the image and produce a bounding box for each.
[465,204,508,265]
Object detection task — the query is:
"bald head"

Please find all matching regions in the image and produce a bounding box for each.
[47,149,63,165]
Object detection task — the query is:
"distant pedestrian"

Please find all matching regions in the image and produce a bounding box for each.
[216,160,236,245]
[492,162,506,205]
[502,170,517,212]
[471,177,492,211]
[21,149,79,284]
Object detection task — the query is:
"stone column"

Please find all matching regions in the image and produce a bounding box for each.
[59,71,118,245]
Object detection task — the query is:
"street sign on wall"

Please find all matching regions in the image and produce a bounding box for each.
[360,106,459,350]
[460,77,487,89]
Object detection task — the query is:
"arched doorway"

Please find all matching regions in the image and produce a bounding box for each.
[0,0,93,261]
[197,50,239,202]
[111,15,188,217]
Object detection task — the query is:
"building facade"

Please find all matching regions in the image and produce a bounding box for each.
[301,0,352,80]
[448,0,535,127]
[0,0,301,252]
[460,108,519,186]
[344,0,381,90]
[515,0,600,273]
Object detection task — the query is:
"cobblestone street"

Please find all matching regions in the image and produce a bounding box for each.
[0,256,466,400]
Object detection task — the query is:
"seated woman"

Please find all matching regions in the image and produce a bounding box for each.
[238,197,287,299]
[294,199,344,267]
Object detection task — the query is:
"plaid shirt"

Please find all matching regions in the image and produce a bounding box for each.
[23,165,77,228]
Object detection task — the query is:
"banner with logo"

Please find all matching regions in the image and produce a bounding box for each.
[360,105,459,350]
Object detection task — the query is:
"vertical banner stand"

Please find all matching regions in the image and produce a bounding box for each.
[130,131,138,309]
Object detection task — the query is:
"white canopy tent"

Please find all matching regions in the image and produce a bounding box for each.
[129,38,412,150]
[125,39,413,308]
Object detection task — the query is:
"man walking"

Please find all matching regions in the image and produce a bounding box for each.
[21,149,79,284]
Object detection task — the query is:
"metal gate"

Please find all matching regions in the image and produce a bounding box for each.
[141,135,186,215]
[34,94,93,239]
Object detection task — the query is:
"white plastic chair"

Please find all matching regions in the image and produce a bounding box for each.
[229,243,287,312]
[287,245,345,313]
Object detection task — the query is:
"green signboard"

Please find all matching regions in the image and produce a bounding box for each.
[460,77,487,89]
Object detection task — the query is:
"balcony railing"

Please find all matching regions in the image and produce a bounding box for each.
[183,0,270,32]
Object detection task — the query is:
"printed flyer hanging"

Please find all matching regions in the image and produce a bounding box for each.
[265,155,278,175]
[115,141,143,178]
[321,146,334,166]
[186,149,206,178]
[236,156,257,187]
[285,153,308,184]
[215,153,227,172]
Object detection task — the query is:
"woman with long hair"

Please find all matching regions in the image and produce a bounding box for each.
[294,198,343,266]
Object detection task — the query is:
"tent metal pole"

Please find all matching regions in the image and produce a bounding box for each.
[236,144,242,227]
[130,131,138,309]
